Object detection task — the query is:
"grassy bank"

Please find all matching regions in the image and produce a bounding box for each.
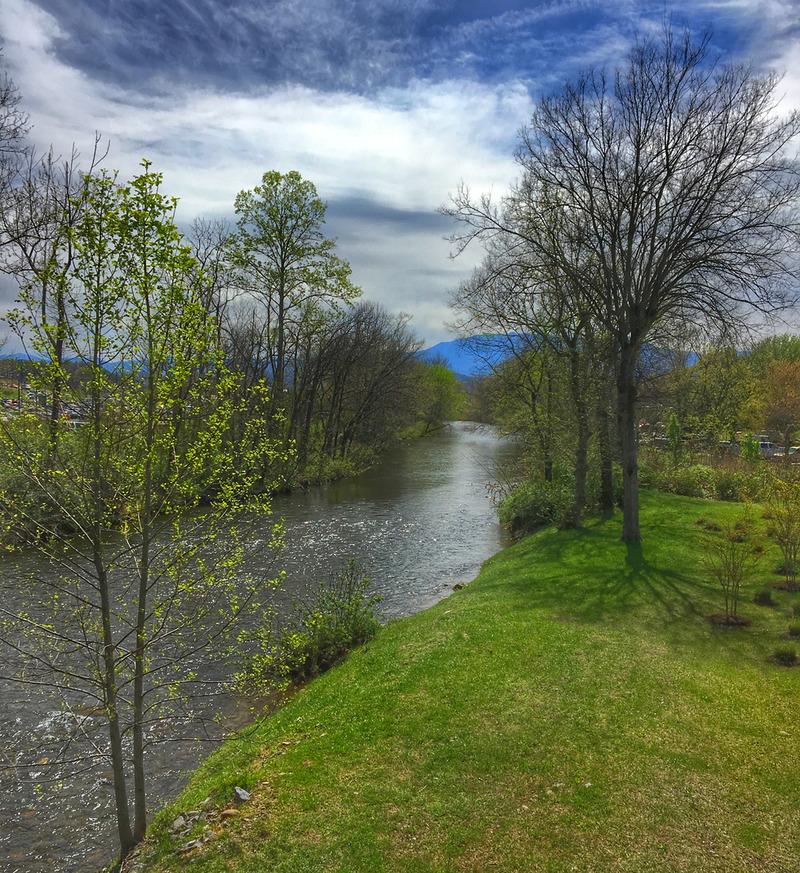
[134,492,800,872]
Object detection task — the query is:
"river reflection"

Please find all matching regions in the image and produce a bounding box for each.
[0,422,517,872]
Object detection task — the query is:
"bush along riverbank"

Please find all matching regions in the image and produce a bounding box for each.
[124,491,800,873]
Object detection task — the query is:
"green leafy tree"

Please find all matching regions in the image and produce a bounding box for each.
[418,359,465,433]
[746,334,800,373]
[0,163,285,862]
[228,170,360,402]
[687,346,756,444]
[667,413,682,467]
[740,433,762,463]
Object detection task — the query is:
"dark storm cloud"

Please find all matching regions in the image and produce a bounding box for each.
[28,0,436,92]
[327,195,451,234]
[21,0,750,96]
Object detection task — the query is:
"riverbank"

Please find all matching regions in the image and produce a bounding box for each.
[125,491,800,872]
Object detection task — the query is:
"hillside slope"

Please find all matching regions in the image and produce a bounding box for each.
[134,492,800,873]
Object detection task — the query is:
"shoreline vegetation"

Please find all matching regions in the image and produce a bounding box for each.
[120,490,800,873]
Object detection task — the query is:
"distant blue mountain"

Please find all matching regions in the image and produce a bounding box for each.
[421,336,701,381]
[419,336,526,379]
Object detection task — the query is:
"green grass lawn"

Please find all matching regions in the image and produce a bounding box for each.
[136,492,800,872]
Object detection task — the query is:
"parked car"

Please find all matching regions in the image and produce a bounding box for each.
[759,441,780,458]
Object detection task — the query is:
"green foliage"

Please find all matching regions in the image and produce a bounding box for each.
[740,433,762,463]
[746,334,800,371]
[417,361,465,431]
[296,444,378,487]
[669,464,718,499]
[666,412,682,466]
[666,345,757,443]
[229,170,360,394]
[713,468,752,502]
[0,161,288,857]
[241,560,382,691]
[638,451,771,503]
[498,470,574,533]
[637,459,667,492]
[499,458,625,534]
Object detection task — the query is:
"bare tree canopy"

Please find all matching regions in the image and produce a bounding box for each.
[447,25,800,541]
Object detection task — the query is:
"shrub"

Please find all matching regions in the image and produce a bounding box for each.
[498,475,573,533]
[283,560,382,678]
[238,560,382,691]
[772,648,798,667]
[753,589,775,607]
[638,447,773,504]
[715,469,749,502]
[637,460,667,491]
[669,464,717,499]
[792,602,800,617]
[787,625,800,639]
[740,433,762,463]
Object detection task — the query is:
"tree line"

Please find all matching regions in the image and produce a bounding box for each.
[1,156,462,488]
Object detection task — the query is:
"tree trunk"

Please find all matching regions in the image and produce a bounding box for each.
[47,285,67,455]
[617,344,641,542]
[93,378,134,856]
[566,346,588,528]
[596,374,615,513]
[132,525,150,843]
[98,564,134,858]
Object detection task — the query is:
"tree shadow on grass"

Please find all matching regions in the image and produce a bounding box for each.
[498,522,705,627]
[624,542,704,622]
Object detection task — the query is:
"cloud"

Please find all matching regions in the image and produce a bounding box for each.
[2,0,531,344]
[3,0,800,347]
[3,2,529,206]
[25,0,442,92]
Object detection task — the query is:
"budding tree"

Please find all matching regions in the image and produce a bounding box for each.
[0,163,285,862]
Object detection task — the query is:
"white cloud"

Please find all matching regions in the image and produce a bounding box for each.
[6,0,798,347]
[2,0,532,344]
[2,0,528,218]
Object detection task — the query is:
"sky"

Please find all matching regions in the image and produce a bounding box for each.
[1,0,800,348]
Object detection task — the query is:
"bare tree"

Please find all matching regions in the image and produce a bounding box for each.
[0,52,30,214]
[187,216,234,346]
[1,140,107,443]
[451,227,614,526]
[446,26,800,541]
[315,302,420,457]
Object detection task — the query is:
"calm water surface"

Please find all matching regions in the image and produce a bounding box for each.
[0,422,517,872]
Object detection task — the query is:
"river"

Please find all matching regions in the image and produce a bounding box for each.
[0,422,517,872]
